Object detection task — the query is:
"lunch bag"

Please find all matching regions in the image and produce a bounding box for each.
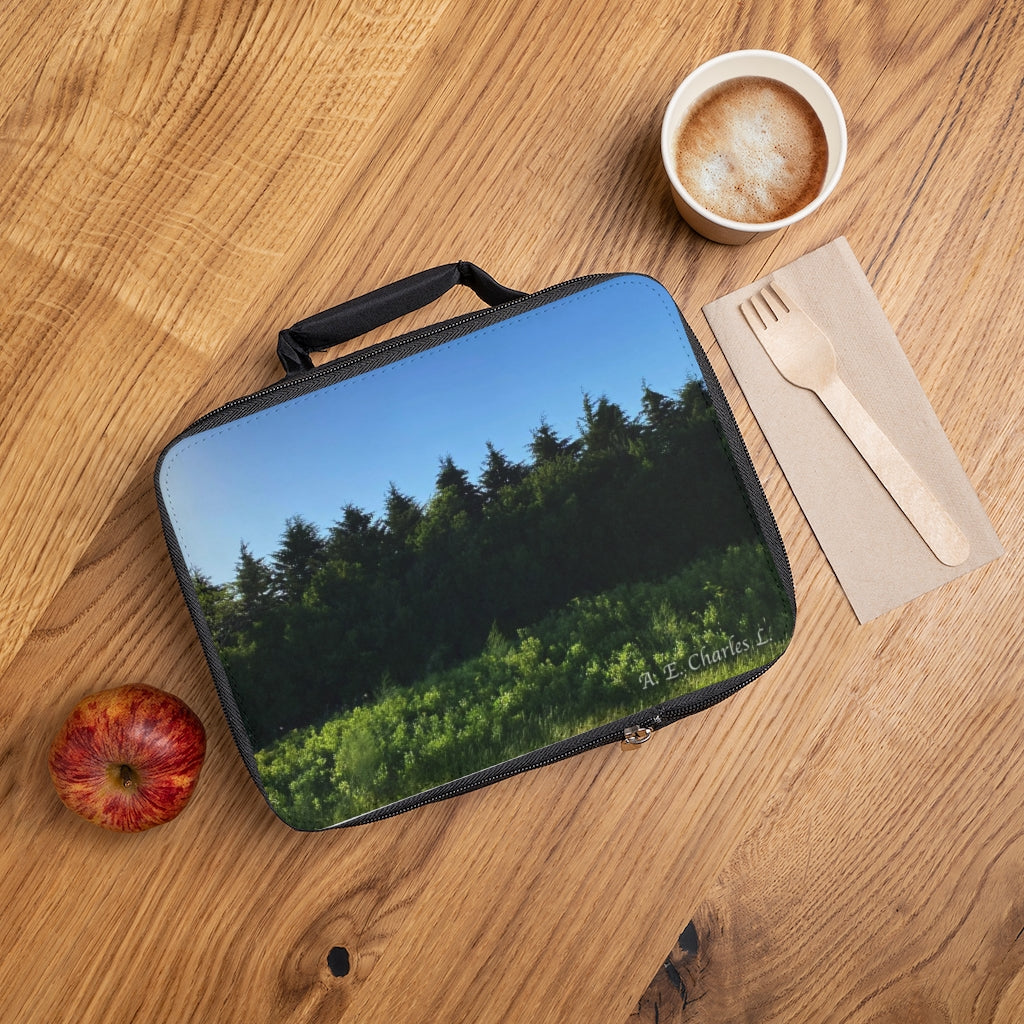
[155,263,795,829]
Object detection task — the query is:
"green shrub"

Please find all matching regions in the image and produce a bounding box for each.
[256,541,792,828]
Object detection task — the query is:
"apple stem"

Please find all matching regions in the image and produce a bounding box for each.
[119,764,136,789]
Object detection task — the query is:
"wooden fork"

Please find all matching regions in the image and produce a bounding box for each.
[740,280,970,567]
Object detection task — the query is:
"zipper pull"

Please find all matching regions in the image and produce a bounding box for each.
[621,725,654,749]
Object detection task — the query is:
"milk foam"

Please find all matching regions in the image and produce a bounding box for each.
[674,77,828,224]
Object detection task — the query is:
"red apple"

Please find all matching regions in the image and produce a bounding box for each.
[48,683,206,832]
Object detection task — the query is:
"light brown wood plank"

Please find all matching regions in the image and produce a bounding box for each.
[2,0,1022,1021]
[0,0,456,676]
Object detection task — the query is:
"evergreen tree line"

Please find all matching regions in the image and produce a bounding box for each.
[194,378,776,748]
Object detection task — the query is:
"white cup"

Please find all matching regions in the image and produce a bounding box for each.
[661,51,847,244]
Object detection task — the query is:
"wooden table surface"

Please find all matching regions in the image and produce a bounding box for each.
[2,1,1022,1021]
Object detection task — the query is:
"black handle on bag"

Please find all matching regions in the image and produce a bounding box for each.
[277,261,527,375]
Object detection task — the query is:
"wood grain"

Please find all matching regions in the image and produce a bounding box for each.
[1,0,1022,1021]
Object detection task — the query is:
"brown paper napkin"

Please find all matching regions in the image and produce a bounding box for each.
[703,237,1003,623]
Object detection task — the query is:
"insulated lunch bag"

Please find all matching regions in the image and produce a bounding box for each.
[155,263,795,829]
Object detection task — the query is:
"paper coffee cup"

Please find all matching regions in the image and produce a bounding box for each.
[661,51,847,244]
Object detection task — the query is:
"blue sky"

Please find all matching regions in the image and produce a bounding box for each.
[159,277,702,584]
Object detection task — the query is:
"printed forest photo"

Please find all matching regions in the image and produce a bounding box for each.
[160,279,794,828]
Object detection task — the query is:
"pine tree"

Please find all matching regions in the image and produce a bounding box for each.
[480,442,527,499]
[235,542,274,622]
[383,484,423,545]
[528,418,579,464]
[579,393,633,454]
[327,504,382,566]
[434,455,483,516]
[272,516,325,602]
[640,384,676,432]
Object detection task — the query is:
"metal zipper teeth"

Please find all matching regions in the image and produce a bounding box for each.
[345,729,618,827]
[180,274,614,437]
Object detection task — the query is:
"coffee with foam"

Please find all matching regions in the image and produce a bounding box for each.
[673,76,828,224]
